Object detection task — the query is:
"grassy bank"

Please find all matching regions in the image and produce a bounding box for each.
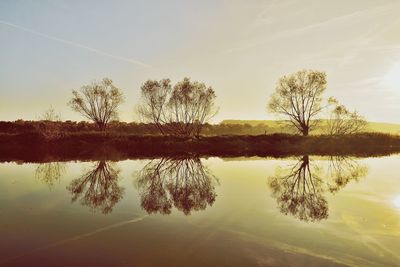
[0,132,399,162]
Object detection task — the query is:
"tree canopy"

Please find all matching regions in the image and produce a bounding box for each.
[268,70,327,136]
[326,97,367,135]
[137,77,218,137]
[68,78,124,131]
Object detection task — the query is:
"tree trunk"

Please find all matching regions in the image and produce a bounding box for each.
[302,126,309,136]
[97,122,106,131]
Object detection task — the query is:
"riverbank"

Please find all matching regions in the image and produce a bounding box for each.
[1,132,399,162]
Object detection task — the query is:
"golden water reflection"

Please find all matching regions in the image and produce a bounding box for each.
[1,156,399,266]
[36,156,369,219]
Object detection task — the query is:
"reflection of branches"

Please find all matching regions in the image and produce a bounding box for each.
[326,156,368,193]
[67,161,124,214]
[268,155,368,222]
[136,158,218,215]
[269,156,328,222]
[35,162,66,187]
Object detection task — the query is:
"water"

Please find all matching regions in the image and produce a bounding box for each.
[0,155,399,266]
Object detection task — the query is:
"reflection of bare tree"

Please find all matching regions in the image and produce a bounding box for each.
[136,158,218,215]
[326,156,368,193]
[35,162,66,187]
[269,156,328,222]
[67,161,124,214]
[268,155,368,222]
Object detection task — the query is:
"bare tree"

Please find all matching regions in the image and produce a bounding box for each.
[137,77,218,137]
[268,70,327,136]
[326,97,367,135]
[137,79,172,135]
[41,106,62,121]
[68,78,124,131]
[37,106,63,139]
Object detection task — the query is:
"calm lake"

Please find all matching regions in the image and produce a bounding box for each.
[0,155,399,267]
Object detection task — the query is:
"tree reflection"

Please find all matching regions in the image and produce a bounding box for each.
[67,161,124,214]
[269,155,328,222]
[135,157,218,215]
[268,155,368,222]
[326,156,368,193]
[35,162,66,187]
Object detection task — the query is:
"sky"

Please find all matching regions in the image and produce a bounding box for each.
[1,0,400,123]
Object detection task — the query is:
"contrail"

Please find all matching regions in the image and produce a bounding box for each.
[0,215,148,265]
[0,20,151,67]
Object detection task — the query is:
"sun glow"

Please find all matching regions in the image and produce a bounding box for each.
[383,63,400,90]
[393,195,400,208]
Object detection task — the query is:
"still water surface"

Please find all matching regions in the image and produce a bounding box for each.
[0,155,399,266]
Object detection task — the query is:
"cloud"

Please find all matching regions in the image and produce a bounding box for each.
[224,1,398,54]
[0,20,151,68]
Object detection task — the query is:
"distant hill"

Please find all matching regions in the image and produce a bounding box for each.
[221,120,400,135]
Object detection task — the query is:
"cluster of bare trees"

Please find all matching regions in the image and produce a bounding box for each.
[268,70,367,136]
[137,78,217,137]
[64,70,366,137]
[66,77,217,137]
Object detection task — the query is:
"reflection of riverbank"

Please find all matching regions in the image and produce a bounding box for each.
[1,133,400,162]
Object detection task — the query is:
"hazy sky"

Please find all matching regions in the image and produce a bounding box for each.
[1,0,400,123]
